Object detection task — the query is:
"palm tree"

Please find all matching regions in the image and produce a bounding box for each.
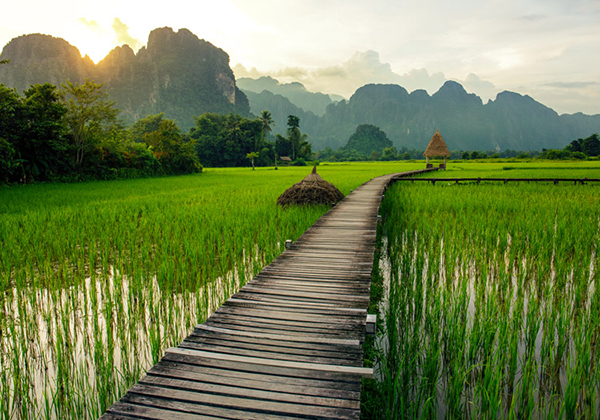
[258,110,274,149]
[259,110,276,166]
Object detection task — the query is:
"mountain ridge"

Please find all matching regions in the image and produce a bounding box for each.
[0,28,251,128]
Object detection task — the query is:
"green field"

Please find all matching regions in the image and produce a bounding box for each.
[365,162,600,419]
[1,161,599,419]
[0,162,423,419]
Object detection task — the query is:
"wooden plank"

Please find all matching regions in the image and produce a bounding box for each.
[148,362,361,400]
[194,324,361,346]
[214,306,366,325]
[225,298,367,314]
[190,329,364,354]
[202,320,362,340]
[118,394,305,420]
[183,335,363,362]
[204,315,363,335]
[239,285,370,302]
[166,347,374,378]
[161,352,363,389]
[139,375,361,410]
[126,384,361,419]
[232,291,370,309]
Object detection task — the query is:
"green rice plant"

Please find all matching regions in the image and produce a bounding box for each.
[365,166,600,419]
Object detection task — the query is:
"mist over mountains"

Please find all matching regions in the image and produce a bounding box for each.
[1,27,599,152]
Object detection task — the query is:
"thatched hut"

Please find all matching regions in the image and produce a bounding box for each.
[424,129,451,168]
[277,166,345,207]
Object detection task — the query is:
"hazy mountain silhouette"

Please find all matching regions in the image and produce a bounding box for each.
[299,82,600,151]
[237,76,334,116]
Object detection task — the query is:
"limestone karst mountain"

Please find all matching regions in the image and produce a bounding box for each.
[0,27,251,129]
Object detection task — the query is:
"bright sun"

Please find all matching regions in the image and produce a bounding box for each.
[74,32,116,64]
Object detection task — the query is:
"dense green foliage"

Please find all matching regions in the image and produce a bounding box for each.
[273,115,312,161]
[0,81,201,183]
[190,113,265,167]
[344,124,393,155]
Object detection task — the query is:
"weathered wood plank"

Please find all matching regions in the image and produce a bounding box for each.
[195,324,362,346]
[165,348,373,378]
[148,362,361,399]
[126,384,361,419]
[160,352,363,388]
[117,394,306,420]
[139,375,361,410]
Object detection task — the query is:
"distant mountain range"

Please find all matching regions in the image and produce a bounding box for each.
[1,28,599,151]
[242,81,600,152]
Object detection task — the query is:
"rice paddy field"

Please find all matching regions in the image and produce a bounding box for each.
[1,160,599,419]
[365,161,600,419]
[0,162,423,420]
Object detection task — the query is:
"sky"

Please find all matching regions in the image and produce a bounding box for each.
[2,0,599,115]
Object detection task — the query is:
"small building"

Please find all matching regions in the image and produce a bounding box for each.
[424,129,451,169]
[279,156,292,164]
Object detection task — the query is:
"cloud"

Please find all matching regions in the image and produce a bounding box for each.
[460,73,499,103]
[517,14,546,22]
[235,50,449,99]
[543,81,599,89]
[112,18,141,50]
[528,82,600,115]
[78,18,103,34]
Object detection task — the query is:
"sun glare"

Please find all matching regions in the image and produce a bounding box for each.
[73,32,115,64]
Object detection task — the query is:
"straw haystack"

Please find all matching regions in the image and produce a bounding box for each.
[277,166,345,207]
[424,129,451,167]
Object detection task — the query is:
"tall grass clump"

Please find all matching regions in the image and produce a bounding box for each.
[366,181,599,419]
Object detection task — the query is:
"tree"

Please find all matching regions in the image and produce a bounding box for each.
[258,110,274,150]
[60,79,120,167]
[286,115,309,160]
[566,139,583,153]
[144,119,200,174]
[287,115,300,130]
[191,113,261,167]
[275,134,292,158]
[129,113,166,143]
[382,146,398,161]
[344,124,392,155]
[246,152,259,170]
[581,134,600,157]
[20,84,69,180]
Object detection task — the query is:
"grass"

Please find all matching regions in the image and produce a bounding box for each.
[2,160,599,419]
[0,162,424,419]
[363,162,600,419]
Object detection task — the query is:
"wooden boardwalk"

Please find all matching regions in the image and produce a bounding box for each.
[394,177,600,185]
[100,169,435,420]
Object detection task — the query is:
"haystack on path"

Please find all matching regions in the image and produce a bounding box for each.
[277,166,345,207]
